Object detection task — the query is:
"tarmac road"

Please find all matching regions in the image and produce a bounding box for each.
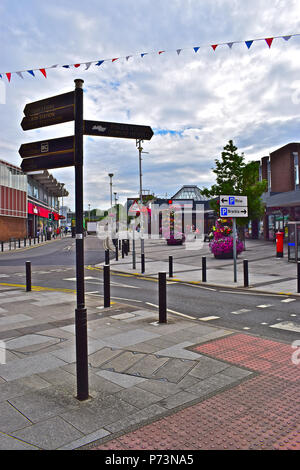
[0,235,299,344]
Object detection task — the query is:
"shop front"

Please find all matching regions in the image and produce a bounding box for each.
[27,201,59,237]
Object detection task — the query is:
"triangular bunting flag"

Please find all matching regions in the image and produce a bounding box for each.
[6,73,11,82]
[211,44,218,51]
[245,40,253,49]
[126,56,132,61]
[62,65,70,68]
[50,64,58,68]
[193,47,200,53]
[176,49,182,55]
[27,70,35,77]
[141,53,148,58]
[85,62,92,70]
[112,58,118,62]
[16,72,24,79]
[74,64,81,68]
[158,50,165,54]
[95,60,104,66]
[227,42,234,48]
[265,37,273,48]
[282,35,291,41]
[39,68,47,78]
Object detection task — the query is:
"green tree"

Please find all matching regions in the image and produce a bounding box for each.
[201,140,267,226]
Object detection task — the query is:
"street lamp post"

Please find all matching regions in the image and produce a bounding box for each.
[88,203,91,222]
[108,173,114,209]
[136,140,144,258]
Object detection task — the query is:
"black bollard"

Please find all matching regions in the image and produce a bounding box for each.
[26,261,31,292]
[169,256,173,278]
[141,253,145,273]
[1,241,3,252]
[103,264,110,308]
[243,259,249,287]
[298,263,300,294]
[105,249,110,265]
[202,256,207,282]
[121,240,125,258]
[159,272,167,323]
[24,237,26,247]
[18,239,21,248]
[115,243,119,261]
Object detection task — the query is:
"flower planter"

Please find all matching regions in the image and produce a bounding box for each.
[214,250,234,259]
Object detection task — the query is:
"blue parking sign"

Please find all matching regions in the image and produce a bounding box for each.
[221,208,228,216]
[229,196,235,205]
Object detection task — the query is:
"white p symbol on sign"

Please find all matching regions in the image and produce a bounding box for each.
[221,208,228,216]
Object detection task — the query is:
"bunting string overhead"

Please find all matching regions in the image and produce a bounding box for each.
[0,33,298,83]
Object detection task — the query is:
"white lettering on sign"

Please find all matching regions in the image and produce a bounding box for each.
[41,142,49,153]
[92,125,107,132]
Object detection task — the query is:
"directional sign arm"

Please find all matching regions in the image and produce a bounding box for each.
[84,120,154,140]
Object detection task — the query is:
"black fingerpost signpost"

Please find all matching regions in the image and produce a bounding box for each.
[20,79,154,402]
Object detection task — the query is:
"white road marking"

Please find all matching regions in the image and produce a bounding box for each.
[231,309,251,315]
[281,298,296,303]
[219,290,284,297]
[145,302,195,319]
[270,322,300,333]
[199,316,220,321]
[256,304,273,308]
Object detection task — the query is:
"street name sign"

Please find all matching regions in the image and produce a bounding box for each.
[21,91,75,130]
[19,135,75,158]
[84,120,154,140]
[20,151,75,172]
[220,195,248,207]
[220,207,248,217]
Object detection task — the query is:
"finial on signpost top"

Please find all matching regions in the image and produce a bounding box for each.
[74,79,84,88]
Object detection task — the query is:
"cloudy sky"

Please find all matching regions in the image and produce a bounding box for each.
[1,0,300,211]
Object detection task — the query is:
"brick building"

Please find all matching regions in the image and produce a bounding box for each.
[0,160,68,241]
[260,143,300,240]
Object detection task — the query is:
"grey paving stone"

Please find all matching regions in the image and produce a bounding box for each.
[159,391,199,410]
[61,396,137,435]
[0,353,67,381]
[221,366,253,379]
[88,347,122,368]
[0,401,32,433]
[0,314,32,327]
[0,433,38,450]
[105,328,161,347]
[105,404,166,433]
[9,386,79,422]
[102,351,146,373]
[188,357,230,379]
[152,358,196,383]
[136,379,180,398]
[58,428,111,450]
[125,354,169,378]
[5,334,60,350]
[50,339,107,363]
[11,416,83,450]
[88,372,124,394]
[37,368,76,386]
[0,375,49,402]
[115,386,162,409]
[95,370,147,388]
[154,341,202,360]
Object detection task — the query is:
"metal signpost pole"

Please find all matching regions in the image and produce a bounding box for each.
[74,79,89,401]
[137,140,144,264]
[233,217,237,283]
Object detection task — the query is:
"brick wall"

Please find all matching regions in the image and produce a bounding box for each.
[0,216,27,241]
[270,143,300,192]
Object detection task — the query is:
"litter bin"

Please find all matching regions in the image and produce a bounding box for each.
[276,231,284,258]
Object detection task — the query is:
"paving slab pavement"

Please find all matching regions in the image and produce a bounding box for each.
[0,281,299,451]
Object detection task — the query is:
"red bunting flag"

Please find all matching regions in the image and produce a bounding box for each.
[265,37,274,48]
[6,73,11,82]
[112,58,118,62]
[74,64,81,68]
[158,51,165,54]
[211,44,218,51]
[39,68,47,78]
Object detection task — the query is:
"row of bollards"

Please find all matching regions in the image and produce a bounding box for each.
[1,233,66,252]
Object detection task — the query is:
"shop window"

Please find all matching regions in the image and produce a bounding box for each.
[293,152,299,189]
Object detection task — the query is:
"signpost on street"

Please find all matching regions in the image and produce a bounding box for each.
[220,195,248,283]
[20,80,153,401]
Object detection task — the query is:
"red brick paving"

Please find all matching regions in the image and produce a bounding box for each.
[93,334,300,450]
